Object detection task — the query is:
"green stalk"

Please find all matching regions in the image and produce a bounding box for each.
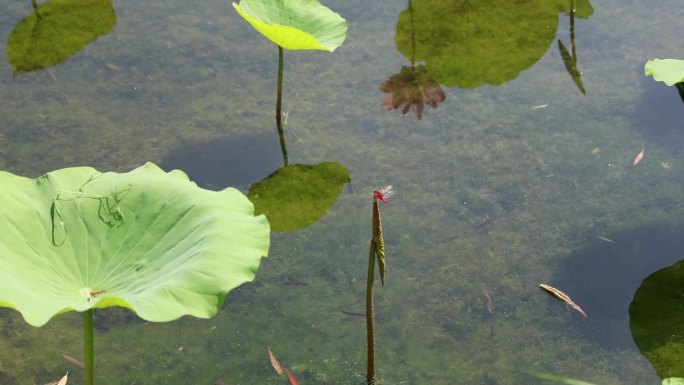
[84,309,95,385]
[366,241,376,385]
[275,45,288,166]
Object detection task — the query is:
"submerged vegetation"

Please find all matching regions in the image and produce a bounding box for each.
[1,0,684,384]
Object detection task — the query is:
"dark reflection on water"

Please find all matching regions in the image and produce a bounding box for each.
[553,222,684,349]
[161,131,282,191]
[635,76,684,156]
[629,256,684,380]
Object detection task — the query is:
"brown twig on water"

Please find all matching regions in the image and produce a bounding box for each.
[539,284,587,317]
[62,353,85,368]
[268,348,284,375]
[482,288,494,314]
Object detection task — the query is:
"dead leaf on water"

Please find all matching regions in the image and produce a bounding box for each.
[287,370,299,385]
[633,148,644,166]
[62,353,84,368]
[539,283,587,317]
[57,372,68,385]
[595,235,615,243]
[268,348,283,375]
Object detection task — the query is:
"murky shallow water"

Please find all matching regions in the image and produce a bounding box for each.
[1,0,684,384]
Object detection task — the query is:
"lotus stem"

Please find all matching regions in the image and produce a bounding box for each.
[84,309,95,385]
[570,0,576,59]
[408,0,415,67]
[366,240,376,385]
[275,45,288,166]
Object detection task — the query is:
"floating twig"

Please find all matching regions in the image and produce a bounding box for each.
[62,353,85,368]
[482,288,494,314]
[539,283,587,317]
[595,235,614,243]
[268,348,283,375]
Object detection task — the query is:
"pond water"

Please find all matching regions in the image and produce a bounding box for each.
[1,0,684,384]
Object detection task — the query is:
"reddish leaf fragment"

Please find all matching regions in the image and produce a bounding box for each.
[287,370,299,385]
[633,148,644,166]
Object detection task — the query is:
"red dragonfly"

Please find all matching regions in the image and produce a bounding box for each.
[373,185,394,204]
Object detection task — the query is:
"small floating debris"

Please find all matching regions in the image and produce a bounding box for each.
[595,235,615,243]
[62,353,85,368]
[633,148,645,166]
[539,283,587,317]
[58,372,69,385]
[341,309,366,317]
[287,370,299,385]
[268,348,284,375]
[661,161,673,169]
[482,288,494,314]
[46,372,69,385]
[532,104,548,109]
[523,369,598,385]
[475,216,495,232]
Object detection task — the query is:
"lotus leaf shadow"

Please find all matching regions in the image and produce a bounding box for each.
[630,258,684,380]
[7,0,117,74]
[247,162,349,232]
[394,0,561,88]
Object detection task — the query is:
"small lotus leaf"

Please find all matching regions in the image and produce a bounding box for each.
[232,0,347,51]
[645,59,684,86]
[0,163,270,327]
[248,162,349,232]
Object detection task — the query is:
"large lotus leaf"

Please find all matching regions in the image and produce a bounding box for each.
[395,0,559,88]
[629,258,684,379]
[553,0,594,18]
[6,0,117,74]
[248,162,349,232]
[573,0,594,19]
[645,59,684,86]
[664,379,684,385]
[232,0,347,51]
[0,163,270,327]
